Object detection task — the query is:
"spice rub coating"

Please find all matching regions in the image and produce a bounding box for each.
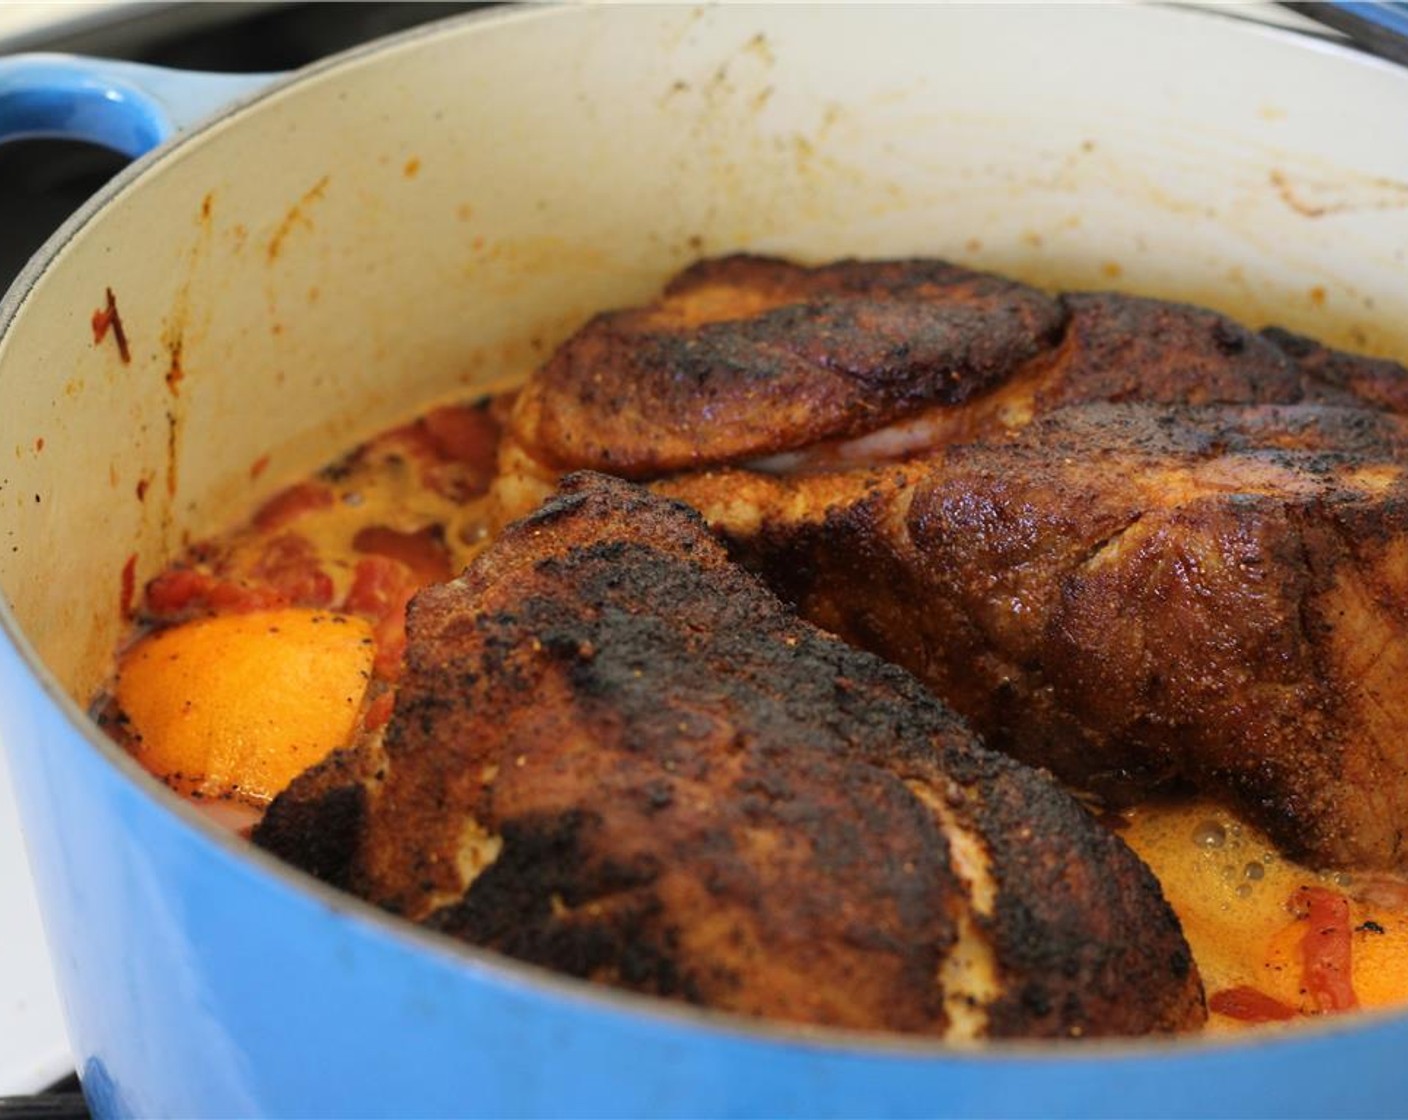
[498,254,1408,875]
[501,257,1370,494]
[662,403,1408,872]
[507,255,1066,477]
[258,472,1203,1039]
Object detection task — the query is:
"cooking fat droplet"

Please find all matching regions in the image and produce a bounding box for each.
[1193,819,1227,849]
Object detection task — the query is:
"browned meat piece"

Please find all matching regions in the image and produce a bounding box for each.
[492,258,1368,527]
[1262,325,1408,415]
[661,403,1408,872]
[496,256,1408,874]
[257,472,1204,1040]
[257,734,387,893]
[501,257,1366,494]
[719,292,1366,476]
[507,255,1066,478]
[1037,292,1314,409]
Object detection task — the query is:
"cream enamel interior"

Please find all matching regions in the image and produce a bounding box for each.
[4,3,1408,737]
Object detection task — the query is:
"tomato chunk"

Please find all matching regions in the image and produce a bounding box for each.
[372,403,501,501]
[421,403,500,475]
[251,533,335,607]
[352,524,452,586]
[1208,985,1297,1024]
[343,555,421,680]
[145,566,287,618]
[253,480,335,531]
[1295,885,1359,1013]
[361,688,396,732]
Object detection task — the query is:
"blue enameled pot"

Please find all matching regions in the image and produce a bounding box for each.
[4,6,1408,1116]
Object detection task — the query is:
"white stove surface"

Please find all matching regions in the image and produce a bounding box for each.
[0,750,69,1094]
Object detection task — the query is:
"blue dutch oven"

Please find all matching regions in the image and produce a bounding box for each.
[3,5,1408,1116]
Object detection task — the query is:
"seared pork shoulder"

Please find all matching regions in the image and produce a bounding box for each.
[663,403,1408,871]
[498,255,1408,873]
[507,255,1066,477]
[258,473,1204,1039]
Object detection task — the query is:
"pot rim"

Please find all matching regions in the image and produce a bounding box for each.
[1,0,1404,1064]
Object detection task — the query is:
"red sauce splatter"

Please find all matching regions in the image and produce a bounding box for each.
[249,454,271,480]
[136,477,150,502]
[91,288,131,364]
[119,554,138,620]
[166,337,184,397]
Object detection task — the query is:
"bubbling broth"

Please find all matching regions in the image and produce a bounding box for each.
[1120,801,1408,1029]
[93,255,1408,1039]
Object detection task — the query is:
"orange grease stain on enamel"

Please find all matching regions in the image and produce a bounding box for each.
[119,554,138,620]
[267,175,331,262]
[166,337,184,397]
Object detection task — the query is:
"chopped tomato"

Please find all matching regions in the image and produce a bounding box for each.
[252,480,335,531]
[145,537,332,619]
[1208,985,1297,1024]
[361,688,396,732]
[343,555,421,681]
[352,524,453,586]
[343,553,418,618]
[120,554,138,620]
[145,567,215,614]
[421,403,500,474]
[423,460,493,503]
[370,404,500,501]
[1295,885,1359,1013]
[145,567,287,619]
[250,533,335,607]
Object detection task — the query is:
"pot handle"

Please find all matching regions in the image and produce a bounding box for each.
[0,53,280,159]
